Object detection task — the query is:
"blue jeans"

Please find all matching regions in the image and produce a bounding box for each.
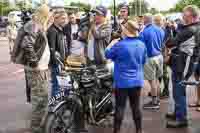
[50,64,60,97]
[170,51,197,121]
[171,71,187,121]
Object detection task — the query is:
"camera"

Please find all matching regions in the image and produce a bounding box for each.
[78,10,96,32]
[21,10,32,25]
[77,9,96,42]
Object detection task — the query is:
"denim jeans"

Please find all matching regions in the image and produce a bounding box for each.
[171,71,187,121]
[50,64,60,97]
[170,52,196,121]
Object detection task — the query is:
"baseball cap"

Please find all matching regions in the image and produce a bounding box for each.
[119,3,129,10]
[93,6,107,17]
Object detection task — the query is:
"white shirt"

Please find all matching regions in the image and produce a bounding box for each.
[25,42,50,71]
[87,34,95,60]
[87,24,102,60]
[71,24,78,40]
[37,42,50,70]
[71,40,85,56]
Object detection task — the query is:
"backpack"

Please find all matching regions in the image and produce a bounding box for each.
[11,26,27,65]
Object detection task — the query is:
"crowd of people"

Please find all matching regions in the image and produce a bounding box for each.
[6,2,200,133]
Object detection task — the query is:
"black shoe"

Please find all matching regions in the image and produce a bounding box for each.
[165,112,176,120]
[166,119,188,128]
[143,101,160,110]
[148,92,152,97]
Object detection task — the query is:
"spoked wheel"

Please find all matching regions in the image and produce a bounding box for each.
[45,101,77,133]
[88,93,113,127]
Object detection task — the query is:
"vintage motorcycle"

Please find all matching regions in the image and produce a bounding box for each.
[44,56,114,133]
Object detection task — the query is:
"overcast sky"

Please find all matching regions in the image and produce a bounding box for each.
[80,0,180,11]
[148,0,179,11]
[10,0,180,11]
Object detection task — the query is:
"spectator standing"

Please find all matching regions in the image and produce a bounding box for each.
[166,5,200,128]
[105,20,147,133]
[154,14,170,99]
[118,3,129,24]
[87,6,112,65]
[137,15,144,32]
[47,9,68,97]
[12,4,50,133]
[7,17,17,55]
[112,3,129,40]
[140,13,165,110]
[64,12,84,56]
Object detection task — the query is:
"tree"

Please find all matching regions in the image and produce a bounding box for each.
[129,0,149,16]
[0,0,13,16]
[171,0,200,12]
[70,2,91,12]
[16,0,32,10]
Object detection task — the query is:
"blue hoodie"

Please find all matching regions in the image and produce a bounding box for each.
[105,37,147,89]
[140,24,165,58]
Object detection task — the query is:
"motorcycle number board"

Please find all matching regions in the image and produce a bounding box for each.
[57,75,71,87]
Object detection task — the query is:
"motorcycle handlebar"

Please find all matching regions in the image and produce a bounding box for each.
[181,81,200,86]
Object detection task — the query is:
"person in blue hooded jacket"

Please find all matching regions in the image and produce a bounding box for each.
[105,20,147,133]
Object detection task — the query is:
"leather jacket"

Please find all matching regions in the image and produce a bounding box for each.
[11,21,47,67]
[47,24,68,65]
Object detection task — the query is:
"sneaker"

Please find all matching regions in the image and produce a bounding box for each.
[165,112,176,120]
[166,119,188,128]
[143,101,160,110]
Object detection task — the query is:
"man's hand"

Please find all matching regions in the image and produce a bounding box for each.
[91,24,96,33]
[107,38,120,49]
[165,39,175,48]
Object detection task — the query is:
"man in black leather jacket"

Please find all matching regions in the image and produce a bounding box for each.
[47,9,68,97]
[166,5,200,128]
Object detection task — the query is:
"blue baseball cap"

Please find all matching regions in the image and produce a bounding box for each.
[93,5,107,17]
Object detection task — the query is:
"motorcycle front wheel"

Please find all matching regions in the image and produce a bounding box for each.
[44,101,76,133]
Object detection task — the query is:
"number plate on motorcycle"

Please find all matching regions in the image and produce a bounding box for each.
[56,75,71,87]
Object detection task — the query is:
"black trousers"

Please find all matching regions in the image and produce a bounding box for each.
[24,68,31,103]
[114,87,142,133]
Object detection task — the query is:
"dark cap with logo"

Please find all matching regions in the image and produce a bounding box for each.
[93,5,107,17]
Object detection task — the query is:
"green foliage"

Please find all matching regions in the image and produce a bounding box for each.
[0,1,11,15]
[129,0,149,16]
[0,0,33,16]
[171,0,200,12]
[68,0,149,17]
[108,0,149,17]
[70,2,91,12]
